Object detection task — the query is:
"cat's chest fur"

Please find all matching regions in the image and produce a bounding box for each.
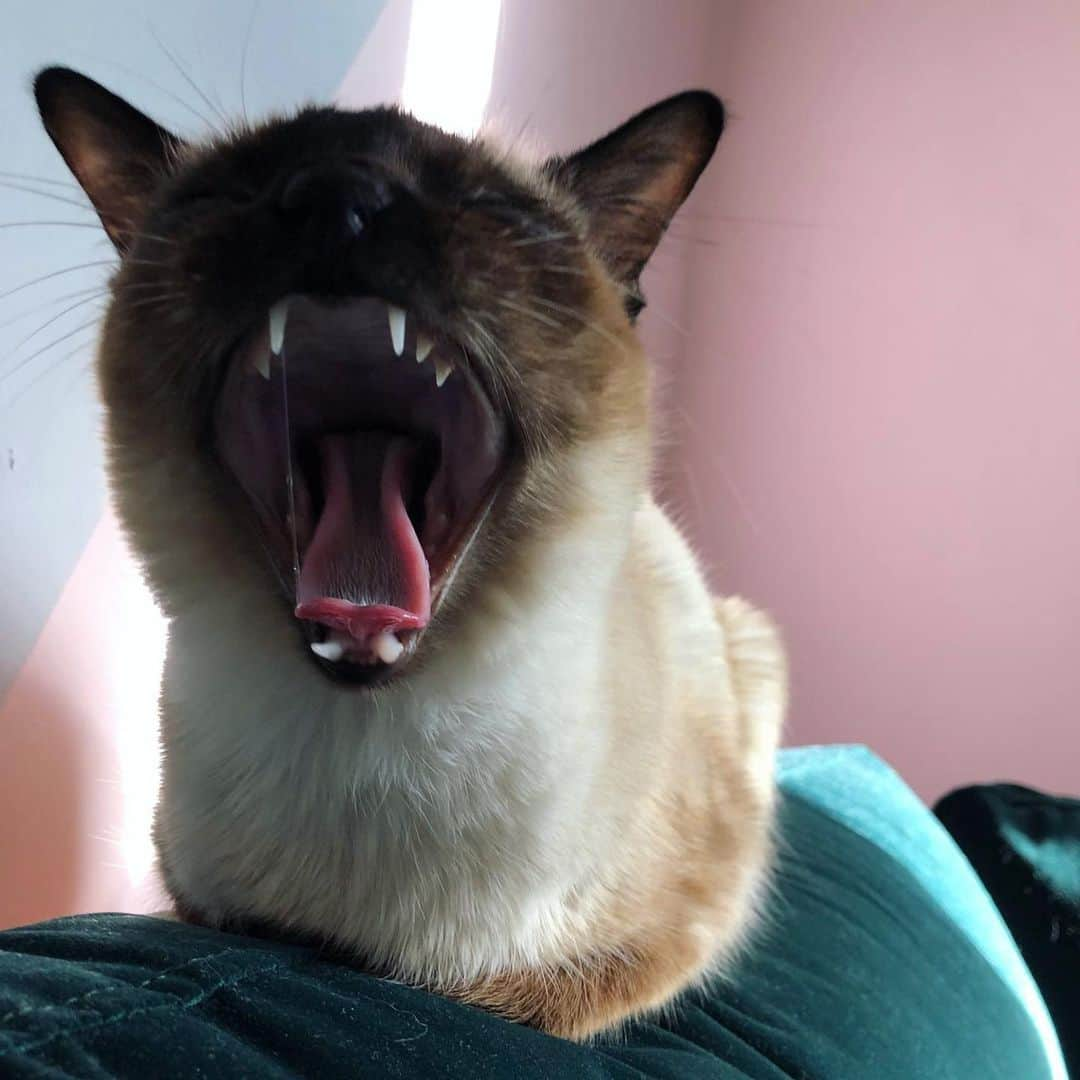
[155,490,647,982]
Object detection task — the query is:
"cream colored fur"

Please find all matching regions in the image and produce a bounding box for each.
[154,432,786,1006]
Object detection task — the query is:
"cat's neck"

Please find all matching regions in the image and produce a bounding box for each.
[162,497,635,764]
[160,436,646,759]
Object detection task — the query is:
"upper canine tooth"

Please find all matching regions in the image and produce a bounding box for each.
[254,351,270,380]
[269,298,289,357]
[388,305,406,355]
[415,332,434,363]
[433,356,454,387]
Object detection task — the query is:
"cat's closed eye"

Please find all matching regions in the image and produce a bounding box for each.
[172,184,257,214]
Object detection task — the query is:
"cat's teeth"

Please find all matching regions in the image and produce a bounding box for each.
[434,356,454,387]
[387,305,406,356]
[269,298,289,357]
[311,639,344,662]
[253,352,270,380]
[415,332,434,363]
[373,631,403,664]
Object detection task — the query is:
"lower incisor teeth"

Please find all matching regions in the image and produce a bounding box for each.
[311,639,344,662]
[433,356,453,387]
[373,631,403,664]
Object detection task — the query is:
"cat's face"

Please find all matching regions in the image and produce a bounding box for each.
[35,68,721,688]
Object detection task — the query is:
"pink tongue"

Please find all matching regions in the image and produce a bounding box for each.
[295,432,430,641]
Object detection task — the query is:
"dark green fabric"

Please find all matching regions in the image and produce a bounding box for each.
[935,783,1080,1076]
[0,789,1055,1079]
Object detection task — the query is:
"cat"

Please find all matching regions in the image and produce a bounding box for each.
[34,66,787,1039]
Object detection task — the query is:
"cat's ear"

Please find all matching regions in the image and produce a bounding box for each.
[34,67,183,253]
[546,91,723,313]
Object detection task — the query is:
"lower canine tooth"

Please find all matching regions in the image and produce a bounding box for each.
[373,631,403,664]
[415,332,434,363]
[388,305,406,355]
[433,356,453,387]
[311,640,344,662]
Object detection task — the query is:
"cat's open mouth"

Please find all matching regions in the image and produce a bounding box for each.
[215,295,507,684]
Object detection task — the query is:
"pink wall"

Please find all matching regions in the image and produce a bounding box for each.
[666,0,1080,801]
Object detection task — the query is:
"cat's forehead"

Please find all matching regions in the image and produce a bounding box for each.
[179,106,532,203]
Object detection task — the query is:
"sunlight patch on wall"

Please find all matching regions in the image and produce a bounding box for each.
[109,527,167,888]
[402,0,502,136]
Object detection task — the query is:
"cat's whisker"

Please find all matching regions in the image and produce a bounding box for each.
[0,180,95,212]
[670,405,764,541]
[118,277,185,292]
[528,295,629,355]
[0,171,81,191]
[509,231,573,248]
[9,293,109,355]
[539,263,588,278]
[7,331,98,405]
[0,220,102,231]
[1,314,103,384]
[73,54,218,133]
[149,28,231,132]
[239,0,262,127]
[118,292,187,314]
[130,231,179,247]
[496,296,561,330]
[641,303,689,338]
[0,260,115,304]
[120,257,183,274]
[672,208,829,231]
[0,284,107,331]
[497,293,628,359]
[597,193,824,241]
[461,312,524,415]
[113,278,179,295]
[462,310,508,367]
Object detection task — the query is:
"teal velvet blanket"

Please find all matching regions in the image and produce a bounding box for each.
[0,748,1066,1078]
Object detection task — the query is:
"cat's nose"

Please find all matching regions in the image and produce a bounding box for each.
[278,163,396,238]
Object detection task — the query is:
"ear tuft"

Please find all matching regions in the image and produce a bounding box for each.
[546,91,724,312]
[34,66,182,252]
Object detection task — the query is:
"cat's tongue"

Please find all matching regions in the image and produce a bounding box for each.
[294,432,430,662]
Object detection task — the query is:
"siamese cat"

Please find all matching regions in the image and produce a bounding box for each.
[34,66,786,1039]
